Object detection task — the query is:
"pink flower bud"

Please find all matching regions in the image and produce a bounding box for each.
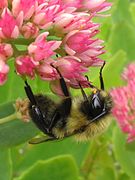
[83,0,105,10]
[15,55,38,78]
[0,43,13,59]
[21,22,39,39]
[82,0,112,14]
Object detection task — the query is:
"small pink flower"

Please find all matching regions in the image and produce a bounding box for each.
[36,58,58,80]
[12,0,37,20]
[33,4,62,29]
[83,0,105,10]
[82,0,112,14]
[64,30,104,66]
[60,0,82,9]
[54,56,87,79]
[111,63,135,143]
[69,75,89,89]
[53,12,91,34]
[21,22,39,39]
[0,8,19,39]
[0,43,13,59]
[0,59,9,85]
[15,55,38,78]
[0,0,8,10]
[28,32,61,61]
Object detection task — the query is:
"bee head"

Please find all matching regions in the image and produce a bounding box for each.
[81,88,112,122]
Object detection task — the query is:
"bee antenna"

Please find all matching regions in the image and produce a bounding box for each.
[85,75,96,89]
[99,61,106,90]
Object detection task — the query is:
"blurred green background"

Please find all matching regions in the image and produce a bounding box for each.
[1,0,135,179]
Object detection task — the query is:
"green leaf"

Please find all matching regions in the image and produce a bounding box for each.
[118,173,130,180]
[16,155,80,180]
[0,102,39,148]
[108,0,135,60]
[109,22,135,60]
[113,126,135,179]
[94,167,115,180]
[0,149,12,180]
[11,138,89,175]
[125,141,135,152]
[102,50,127,89]
[129,2,135,25]
[112,0,132,23]
[0,102,15,117]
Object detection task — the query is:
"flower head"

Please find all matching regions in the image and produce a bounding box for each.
[111,63,135,143]
[0,0,111,89]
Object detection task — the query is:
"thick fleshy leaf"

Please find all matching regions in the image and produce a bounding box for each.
[11,138,89,175]
[129,2,135,24]
[109,0,135,60]
[0,102,39,148]
[0,149,12,180]
[15,155,80,180]
[113,126,135,179]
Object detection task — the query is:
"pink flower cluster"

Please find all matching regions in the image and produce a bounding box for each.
[0,0,111,90]
[111,63,135,143]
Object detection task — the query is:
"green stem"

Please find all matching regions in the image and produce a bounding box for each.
[81,140,100,180]
[7,38,34,45]
[0,113,17,125]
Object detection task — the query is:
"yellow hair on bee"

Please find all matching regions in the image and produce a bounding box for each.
[74,115,112,142]
[52,94,112,141]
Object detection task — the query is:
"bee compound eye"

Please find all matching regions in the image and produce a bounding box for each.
[89,93,105,119]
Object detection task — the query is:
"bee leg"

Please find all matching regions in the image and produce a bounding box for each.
[48,66,72,130]
[24,80,50,134]
[55,67,72,116]
[29,136,59,144]
[99,61,106,90]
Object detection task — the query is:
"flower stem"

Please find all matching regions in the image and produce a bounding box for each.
[81,140,100,179]
[0,113,17,125]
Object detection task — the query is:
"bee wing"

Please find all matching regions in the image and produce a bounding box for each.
[29,136,57,144]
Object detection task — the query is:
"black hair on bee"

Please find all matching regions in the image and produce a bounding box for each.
[24,62,113,144]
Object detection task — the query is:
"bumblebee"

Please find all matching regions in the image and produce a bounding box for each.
[24,62,113,144]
